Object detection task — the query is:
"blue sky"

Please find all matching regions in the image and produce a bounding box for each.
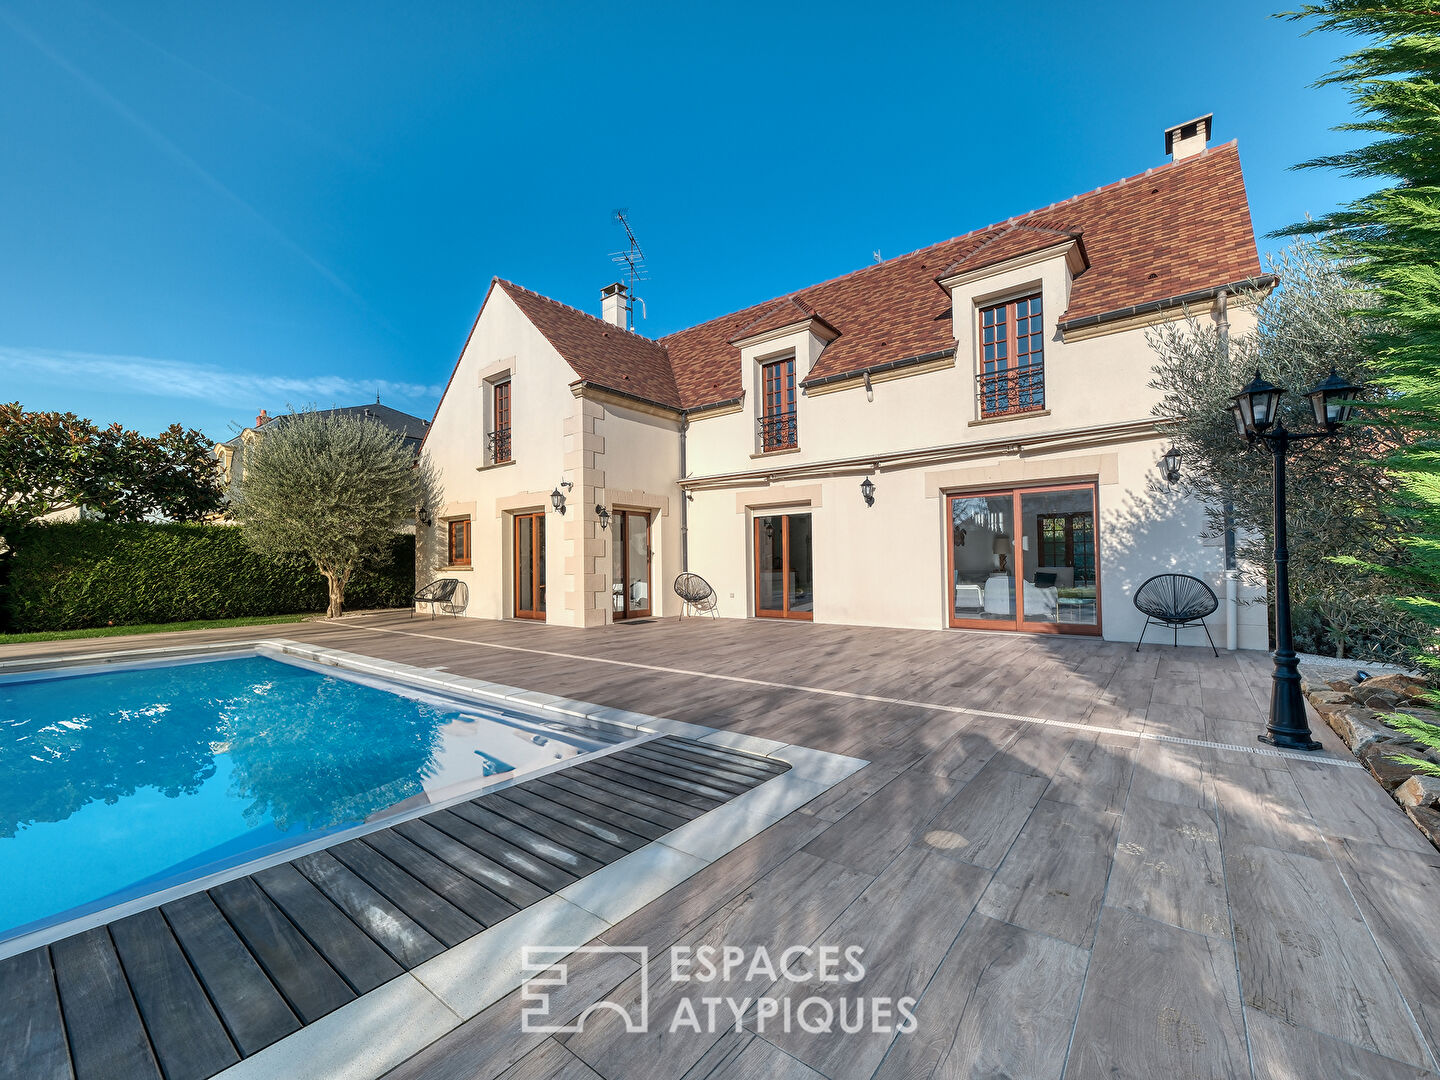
[0,1,1371,440]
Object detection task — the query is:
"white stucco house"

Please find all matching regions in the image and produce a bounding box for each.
[418,116,1271,649]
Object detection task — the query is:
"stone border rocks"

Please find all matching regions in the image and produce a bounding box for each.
[1304,672,1440,850]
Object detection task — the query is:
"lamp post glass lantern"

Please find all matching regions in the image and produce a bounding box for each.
[860,477,875,506]
[1229,367,1364,751]
[1161,445,1181,484]
[596,505,610,530]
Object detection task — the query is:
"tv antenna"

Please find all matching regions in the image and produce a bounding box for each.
[610,209,648,331]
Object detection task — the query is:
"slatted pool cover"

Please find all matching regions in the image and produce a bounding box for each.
[0,735,789,1080]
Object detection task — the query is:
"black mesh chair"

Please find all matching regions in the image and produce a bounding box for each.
[413,578,465,618]
[673,573,718,619]
[1132,574,1219,656]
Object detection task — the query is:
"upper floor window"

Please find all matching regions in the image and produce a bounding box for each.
[758,356,797,451]
[978,294,1045,418]
[447,518,472,566]
[489,379,512,464]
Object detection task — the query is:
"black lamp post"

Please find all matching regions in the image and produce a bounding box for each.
[1230,367,1363,751]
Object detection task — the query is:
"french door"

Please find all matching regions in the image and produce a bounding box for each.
[945,483,1099,635]
[755,513,813,620]
[611,511,652,620]
[514,512,546,620]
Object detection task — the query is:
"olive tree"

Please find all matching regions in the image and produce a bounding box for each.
[1147,240,1425,659]
[231,410,438,618]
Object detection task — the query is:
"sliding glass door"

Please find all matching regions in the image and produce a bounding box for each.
[947,483,1099,635]
[755,513,813,620]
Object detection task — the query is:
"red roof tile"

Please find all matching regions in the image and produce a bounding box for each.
[478,143,1262,413]
[497,280,681,409]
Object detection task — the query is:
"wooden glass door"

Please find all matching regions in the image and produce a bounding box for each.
[755,513,813,620]
[514,512,545,619]
[946,483,1100,635]
[611,510,652,620]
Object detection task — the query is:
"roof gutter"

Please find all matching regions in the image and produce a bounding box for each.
[1056,275,1278,333]
[800,347,956,392]
[682,394,744,419]
[569,380,682,416]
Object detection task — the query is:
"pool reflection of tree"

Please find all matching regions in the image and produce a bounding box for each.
[0,664,447,837]
[221,673,445,831]
[0,665,221,838]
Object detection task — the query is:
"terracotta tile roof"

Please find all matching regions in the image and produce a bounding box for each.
[662,142,1263,405]
[936,223,1084,279]
[497,279,681,408]
[470,143,1262,414]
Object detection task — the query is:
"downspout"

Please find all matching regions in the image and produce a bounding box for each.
[1216,288,1240,650]
[679,415,689,571]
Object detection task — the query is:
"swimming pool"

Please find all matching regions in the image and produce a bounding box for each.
[0,645,628,946]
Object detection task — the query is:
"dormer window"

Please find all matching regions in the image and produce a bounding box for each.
[489,379,512,464]
[978,293,1045,418]
[758,355,797,451]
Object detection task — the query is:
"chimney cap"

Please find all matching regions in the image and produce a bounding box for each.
[601,281,628,297]
[1164,114,1213,156]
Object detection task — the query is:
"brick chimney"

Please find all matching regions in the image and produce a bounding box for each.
[601,282,629,328]
[255,409,270,427]
[1164,114,1213,162]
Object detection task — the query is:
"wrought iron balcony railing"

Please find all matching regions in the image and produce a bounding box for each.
[487,427,512,464]
[757,412,798,452]
[978,365,1045,419]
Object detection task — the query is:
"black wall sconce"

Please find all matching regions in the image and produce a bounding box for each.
[416,506,433,528]
[596,505,611,530]
[860,476,876,507]
[551,479,573,515]
[1160,445,1182,485]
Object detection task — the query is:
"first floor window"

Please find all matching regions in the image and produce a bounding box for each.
[759,356,797,450]
[979,293,1044,417]
[448,518,471,566]
[490,380,512,463]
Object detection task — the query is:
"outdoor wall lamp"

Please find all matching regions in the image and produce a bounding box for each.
[416,506,433,528]
[596,505,611,530]
[1228,366,1365,751]
[551,479,572,515]
[860,477,876,507]
[1160,445,1182,484]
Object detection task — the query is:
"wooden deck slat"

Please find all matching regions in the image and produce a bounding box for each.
[161,892,301,1057]
[0,948,73,1080]
[450,800,606,879]
[368,824,536,917]
[109,909,240,1080]
[638,737,781,781]
[482,789,639,860]
[531,773,690,833]
[618,746,756,794]
[50,928,161,1080]
[650,736,789,776]
[327,840,483,948]
[601,752,746,801]
[574,759,722,810]
[208,878,355,1024]
[292,851,446,967]
[252,864,403,995]
[532,771,694,835]
[411,810,576,896]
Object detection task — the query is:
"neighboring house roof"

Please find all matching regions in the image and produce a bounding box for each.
[458,141,1264,416]
[497,280,681,408]
[219,402,429,451]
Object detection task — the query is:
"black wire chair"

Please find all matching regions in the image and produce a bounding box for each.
[413,578,466,618]
[1132,574,1219,656]
[673,573,718,619]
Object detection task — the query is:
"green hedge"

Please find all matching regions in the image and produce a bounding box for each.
[0,522,415,632]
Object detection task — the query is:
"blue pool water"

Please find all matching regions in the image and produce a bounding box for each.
[0,653,608,942]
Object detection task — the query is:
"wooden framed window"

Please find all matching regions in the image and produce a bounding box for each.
[758,357,797,451]
[447,518,471,566]
[978,293,1044,418]
[490,380,512,464]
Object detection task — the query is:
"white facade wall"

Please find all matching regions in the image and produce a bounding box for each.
[421,267,1269,650]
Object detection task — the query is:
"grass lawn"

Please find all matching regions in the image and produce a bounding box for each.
[0,613,316,645]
